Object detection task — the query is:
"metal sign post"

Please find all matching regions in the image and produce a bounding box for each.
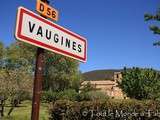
[31,0,48,120]
[31,47,44,120]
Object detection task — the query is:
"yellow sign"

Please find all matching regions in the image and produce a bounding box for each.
[36,0,58,21]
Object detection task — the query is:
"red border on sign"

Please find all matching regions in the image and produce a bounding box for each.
[16,7,87,62]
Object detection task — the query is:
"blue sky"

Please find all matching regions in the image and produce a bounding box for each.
[0,0,160,72]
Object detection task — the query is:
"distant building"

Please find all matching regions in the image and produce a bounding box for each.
[81,71,125,99]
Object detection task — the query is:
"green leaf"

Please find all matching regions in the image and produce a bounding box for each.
[153,41,160,46]
[149,25,160,34]
[144,14,154,21]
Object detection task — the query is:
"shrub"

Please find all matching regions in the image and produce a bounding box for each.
[57,89,79,101]
[42,89,109,103]
[78,91,109,101]
[49,99,160,120]
[42,91,58,102]
[120,67,160,100]
[42,89,79,102]
[87,91,109,101]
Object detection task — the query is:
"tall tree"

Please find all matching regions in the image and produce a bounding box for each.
[120,67,160,100]
[0,41,34,116]
[0,40,82,115]
[6,41,36,65]
[144,8,160,46]
[43,51,81,91]
[5,41,82,91]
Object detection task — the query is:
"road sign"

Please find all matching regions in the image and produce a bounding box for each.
[15,7,87,62]
[36,0,58,21]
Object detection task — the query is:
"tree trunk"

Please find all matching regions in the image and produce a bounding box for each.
[1,100,4,117]
[7,107,14,116]
[8,99,19,116]
[0,99,5,117]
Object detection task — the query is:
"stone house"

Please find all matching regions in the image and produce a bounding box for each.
[81,71,125,99]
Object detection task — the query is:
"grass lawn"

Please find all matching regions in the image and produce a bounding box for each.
[2,100,49,120]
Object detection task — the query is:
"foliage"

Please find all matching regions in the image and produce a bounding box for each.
[42,89,109,103]
[43,51,82,91]
[0,41,4,59]
[49,99,160,120]
[42,91,59,103]
[0,40,82,116]
[77,82,108,101]
[58,89,79,101]
[0,41,34,100]
[144,8,160,46]
[120,67,160,100]
[6,41,36,62]
[86,91,109,101]
[78,91,109,101]
[0,41,34,116]
[80,82,95,93]
[42,89,79,102]
[0,66,33,116]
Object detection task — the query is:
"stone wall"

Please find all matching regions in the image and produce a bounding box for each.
[81,72,125,99]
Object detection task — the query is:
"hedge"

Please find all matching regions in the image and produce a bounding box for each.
[42,90,109,102]
[49,99,160,120]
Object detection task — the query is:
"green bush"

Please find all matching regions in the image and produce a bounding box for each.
[49,99,160,120]
[42,91,58,102]
[120,67,160,100]
[57,89,79,101]
[78,91,109,101]
[42,89,79,102]
[87,91,109,101]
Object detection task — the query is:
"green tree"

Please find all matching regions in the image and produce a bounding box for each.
[0,41,4,59]
[11,41,82,93]
[6,41,36,66]
[120,67,160,100]
[0,66,33,116]
[43,51,82,92]
[0,41,82,109]
[144,8,160,46]
[0,41,34,116]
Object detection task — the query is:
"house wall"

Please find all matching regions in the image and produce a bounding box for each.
[81,72,125,99]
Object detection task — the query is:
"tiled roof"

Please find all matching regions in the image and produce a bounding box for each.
[81,80,116,85]
[83,69,121,81]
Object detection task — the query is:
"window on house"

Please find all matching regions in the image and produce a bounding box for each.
[117,74,119,78]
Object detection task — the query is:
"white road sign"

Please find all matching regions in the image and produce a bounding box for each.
[15,7,87,62]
